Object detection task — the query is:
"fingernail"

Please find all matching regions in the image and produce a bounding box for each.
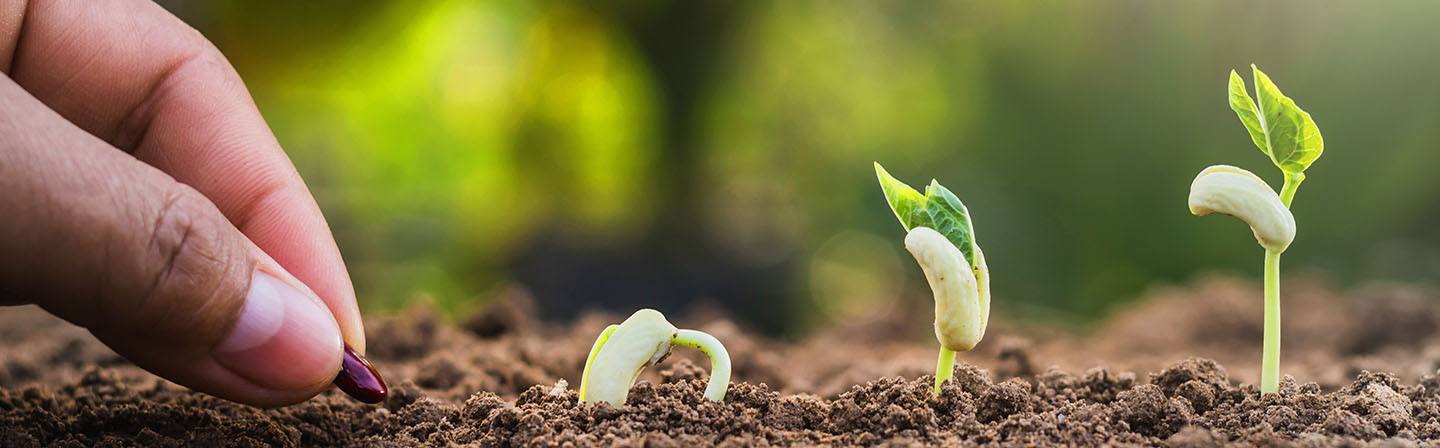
[334,344,388,403]
[215,270,343,391]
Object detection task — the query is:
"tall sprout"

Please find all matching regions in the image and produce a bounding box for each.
[1189,65,1324,394]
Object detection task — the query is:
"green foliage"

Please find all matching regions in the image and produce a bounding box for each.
[1228,71,1268,155]
[1228,65,1325,175]
[874,162,978,268]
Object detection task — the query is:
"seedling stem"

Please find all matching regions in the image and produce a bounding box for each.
[1259,173,1301,393]
[934,348,957,395]
[671,329,732,402]
[1279,173,1303,207]
[1262,249,1281,393]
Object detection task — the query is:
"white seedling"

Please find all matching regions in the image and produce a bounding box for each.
[1190,65,1324,394]
[578,309,731,406]
[876,162,991,395]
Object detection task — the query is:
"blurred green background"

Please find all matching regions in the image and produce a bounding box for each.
[161,0,1440,335]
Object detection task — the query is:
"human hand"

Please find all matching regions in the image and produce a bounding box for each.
[0,0,377,407]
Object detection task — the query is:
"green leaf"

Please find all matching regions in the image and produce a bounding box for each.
[1251,65,1324,174]
[874,162,978,267]
[923,180,978,266]
[1228,70,1268,156]
[875,162,929,231]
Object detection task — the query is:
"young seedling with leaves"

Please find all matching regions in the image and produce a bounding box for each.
[1188,65,1323,394]
[578,309,731,406]
[875,162,990,396]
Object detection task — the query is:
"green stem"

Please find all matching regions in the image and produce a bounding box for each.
[1261,249,1281,394]
[1278,172,1303,207]
[671,329,732,402]
[1259,171,1300,395]
[934,347,957,396]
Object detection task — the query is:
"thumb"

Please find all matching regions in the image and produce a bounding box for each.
[0,77,342,407]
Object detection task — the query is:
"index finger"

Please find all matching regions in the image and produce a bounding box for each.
[1,0,364,351]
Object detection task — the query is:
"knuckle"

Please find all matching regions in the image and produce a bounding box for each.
[128,185,243,332]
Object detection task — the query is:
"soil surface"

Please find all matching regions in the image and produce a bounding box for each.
[5,275,1440,446]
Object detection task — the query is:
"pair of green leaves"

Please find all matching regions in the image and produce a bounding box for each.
[874,162,979,268]
[1228,65,1324,175]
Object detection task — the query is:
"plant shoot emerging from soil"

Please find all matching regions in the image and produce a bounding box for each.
[1189,65,1324,394]
[578,309,731,406]
[875,162,990,396]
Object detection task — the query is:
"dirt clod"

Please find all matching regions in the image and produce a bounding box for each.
[978,378,1032,423]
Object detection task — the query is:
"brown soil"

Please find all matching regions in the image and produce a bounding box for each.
[5,275,1440,446]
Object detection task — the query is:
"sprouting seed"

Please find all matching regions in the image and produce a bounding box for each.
[1189,65,1324,394]
[875,162,990,396]
[578,309,731,406]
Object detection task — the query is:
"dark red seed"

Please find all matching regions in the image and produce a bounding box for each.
[334,344,387,404]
